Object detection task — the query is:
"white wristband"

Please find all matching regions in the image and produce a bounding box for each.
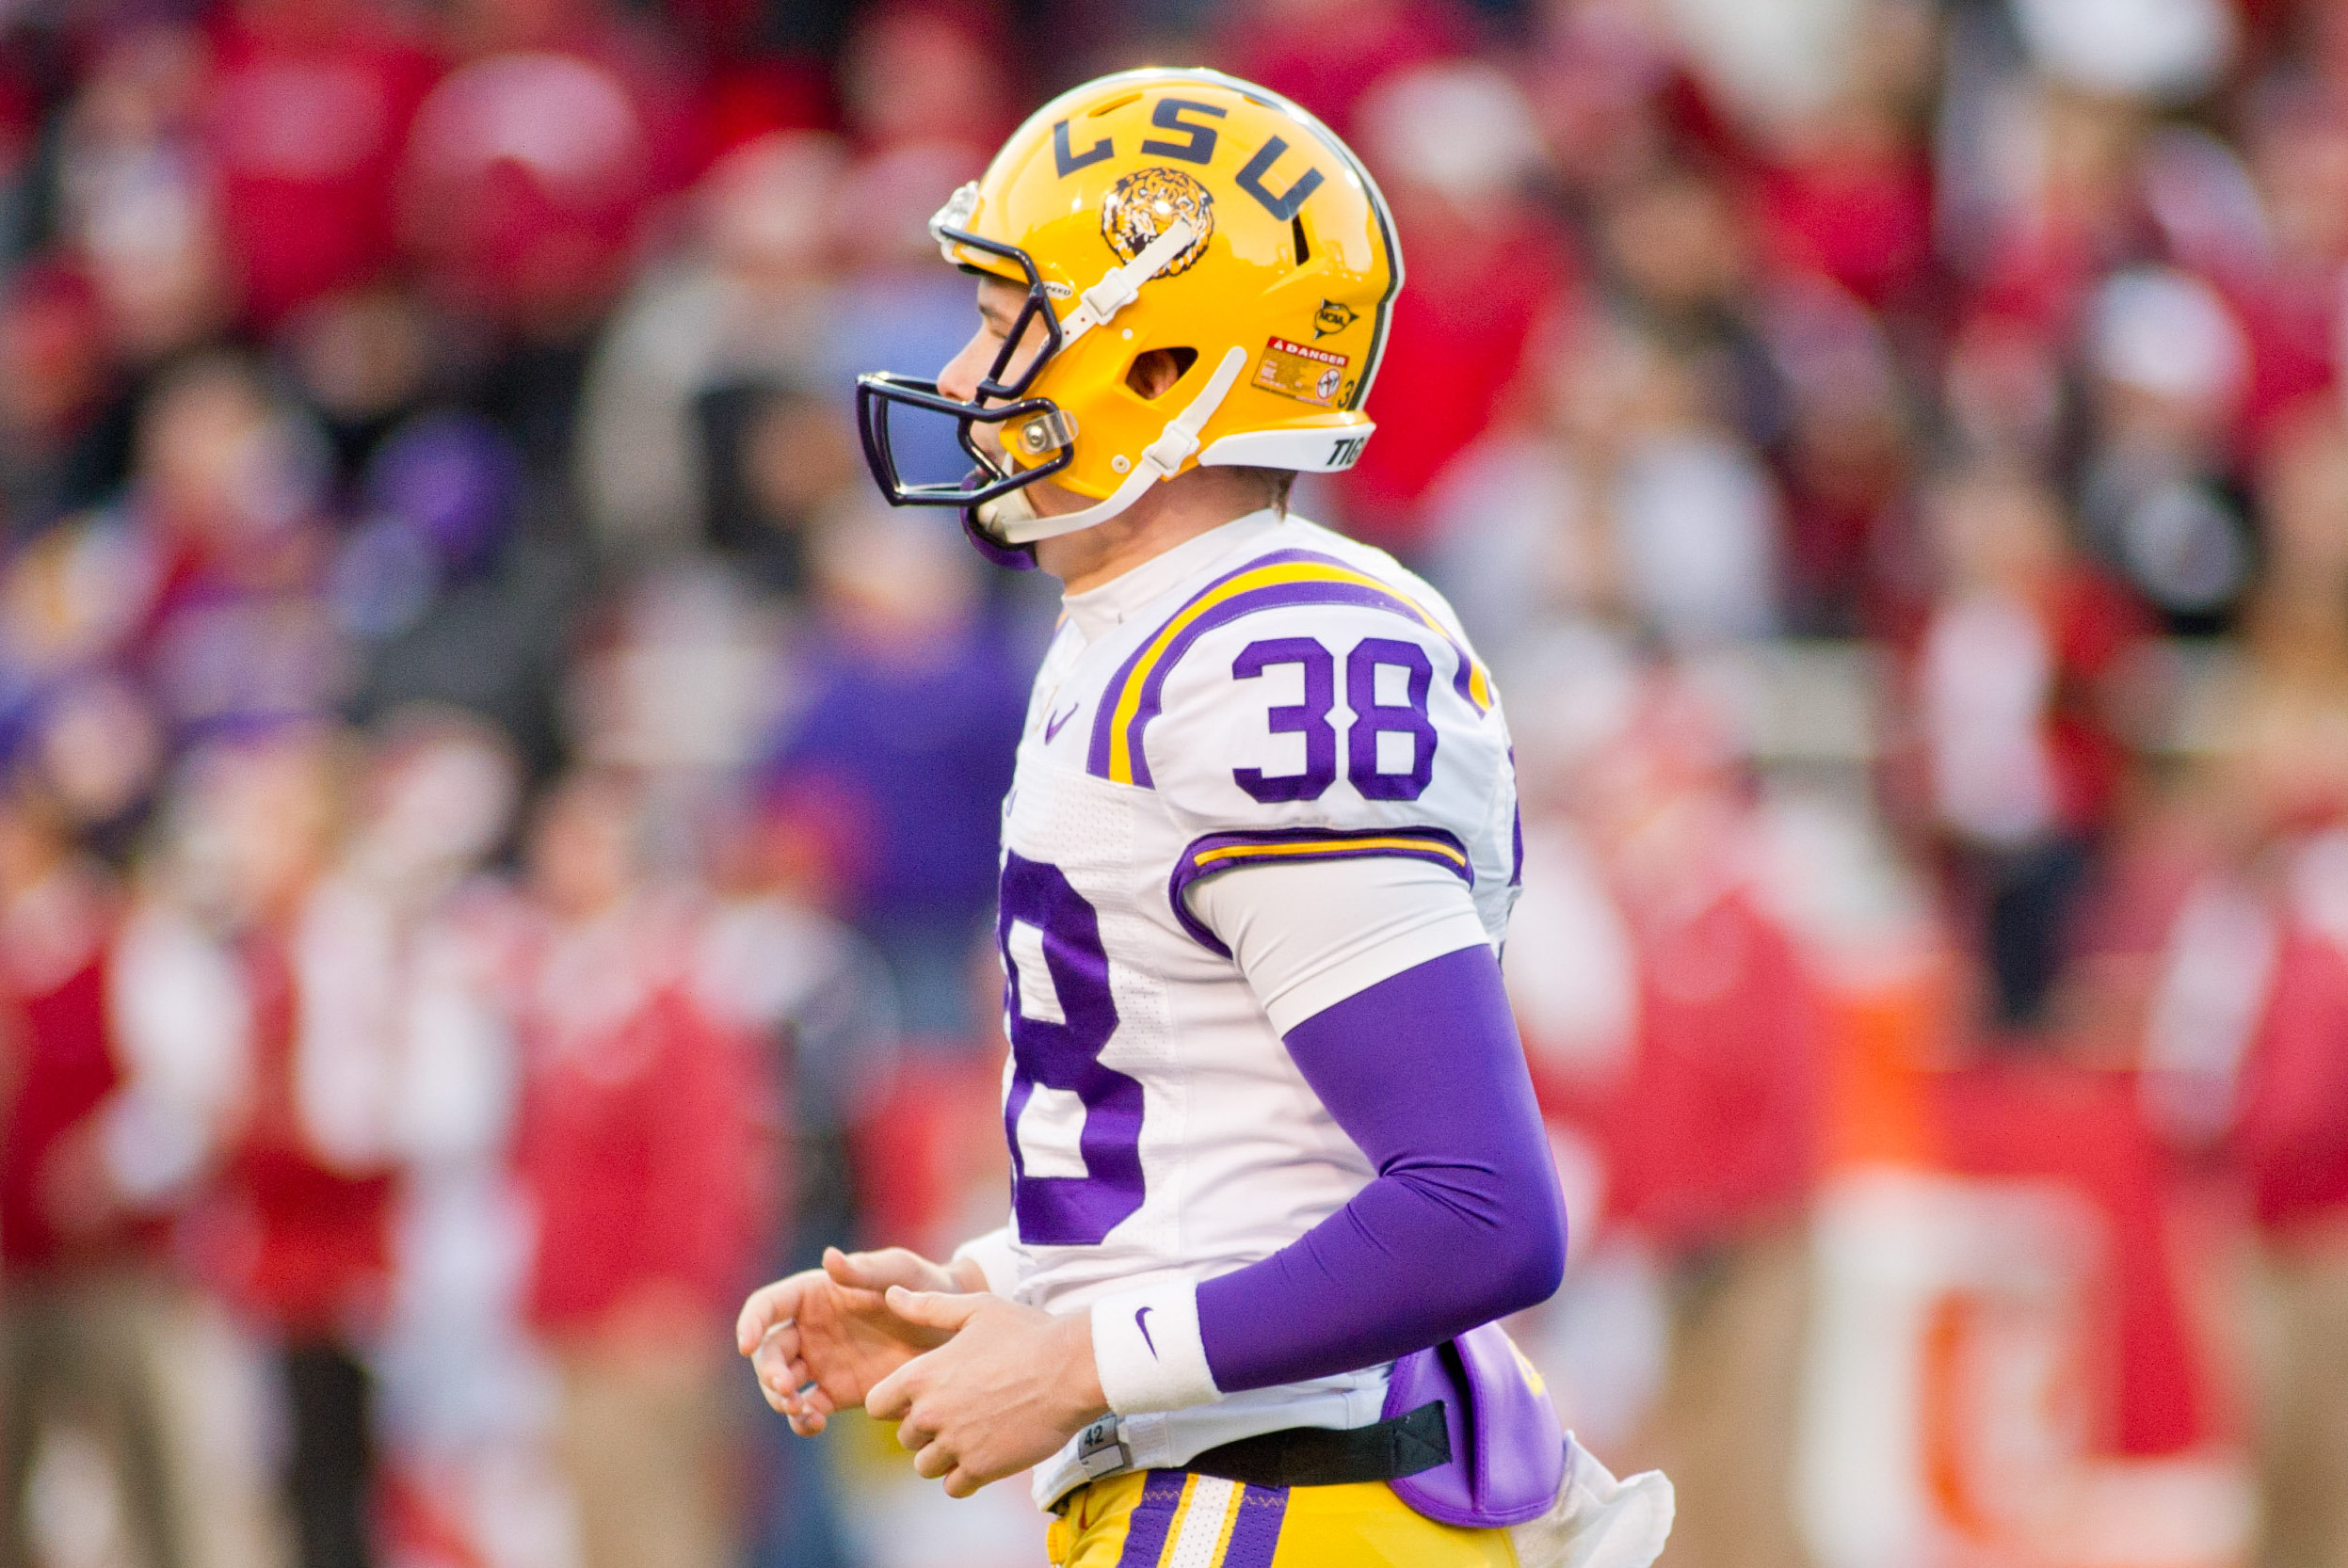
[1089,1280,1221,1415]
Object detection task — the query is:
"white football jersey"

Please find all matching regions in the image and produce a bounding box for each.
[958,508,1520,1507]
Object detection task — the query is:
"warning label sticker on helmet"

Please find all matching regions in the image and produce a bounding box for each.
[1254,336,1353,408]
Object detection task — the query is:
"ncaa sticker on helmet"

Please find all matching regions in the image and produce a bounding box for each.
[854,67,1404,564]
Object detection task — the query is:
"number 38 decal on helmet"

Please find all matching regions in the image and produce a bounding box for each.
[853,68,1402,566]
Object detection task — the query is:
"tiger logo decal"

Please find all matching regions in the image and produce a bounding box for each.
[1100,168,1215,278]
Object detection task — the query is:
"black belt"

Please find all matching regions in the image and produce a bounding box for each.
[1184,1400,1450,1489]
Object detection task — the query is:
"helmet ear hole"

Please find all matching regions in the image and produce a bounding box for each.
[1125,346,1198,399]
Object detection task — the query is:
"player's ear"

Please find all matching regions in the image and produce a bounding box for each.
[1125,347,1198,400]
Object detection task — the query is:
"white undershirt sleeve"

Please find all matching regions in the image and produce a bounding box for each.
[949,1226,1025,1297]
[1183,854,1492,1034]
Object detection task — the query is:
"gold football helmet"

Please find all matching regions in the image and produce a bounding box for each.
[855,67,1402,566]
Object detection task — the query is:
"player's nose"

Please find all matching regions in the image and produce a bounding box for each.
[939,329,991,404]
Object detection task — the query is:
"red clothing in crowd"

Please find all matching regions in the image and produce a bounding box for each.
[512,904,770,1334]
[1750,143,1935,312]
[209,930,395,1334]
[397,24,697,325]
[203,1,442,325]
[1536,881,1825,1250]
[2236,918,2348,1234]
[1338,217,1568,551]
[2027,569,2155,836]
[2226,269,2341,445]
[1214,0,1475,142]
[0,877,169,1271]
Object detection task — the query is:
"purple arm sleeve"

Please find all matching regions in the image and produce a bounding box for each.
[1194,943,1568,1393]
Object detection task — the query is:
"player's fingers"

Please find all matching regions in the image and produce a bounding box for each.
[911,1437,955,1480]
[762,1366,812,1412]
[943,1466,981,1499]
[828,1246,939,1293]
[756,1360,810,1411]
[883,1285,985,1333]
[865,1359,918,1423]
[751,1323,802,1386]
[895,1411,938,1453]
[736,1274,810,1354]
[788,1408,828,1437]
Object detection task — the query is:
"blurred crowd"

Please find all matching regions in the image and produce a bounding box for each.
[1,1,2345,1567]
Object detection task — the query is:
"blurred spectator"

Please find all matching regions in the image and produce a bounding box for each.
[0,263,133,536]
[2226,708,2348,1568]
[136,728,398,1568]
[693,792,896,1279]
[833,4,1013,167]
[510,771,772,1568]
[277,283,446,485]
[1214,0,1474,142]
[1334,59,1569,551]
[342,713,559,1568]
[759,502,1031,1037]
[1427,307,1784,654]
[2077,266,2256,632]
[0,760,208,1568]
[333,411,584,779]
[54,25,236,369]
[1738,4,1938,314]
[1756,279,1915,633]
[2225,86,2348,440]
[1509,670,1825,1568]
[121,354,350,739]
[577,129,849,564]
[815,12,1015,507]
[203,0,442,329]
[398,0,699,474]
[1891,464,2155,1032]
[692,793,898,1568]
[2137,408,2348,1568]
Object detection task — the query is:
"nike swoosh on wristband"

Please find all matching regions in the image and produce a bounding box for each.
[1135,1306,1158,1358]
[1045,703,1079,742]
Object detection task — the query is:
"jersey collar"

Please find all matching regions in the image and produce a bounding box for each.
[1060,508,1286,645]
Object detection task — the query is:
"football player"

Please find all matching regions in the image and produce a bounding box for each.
[737,68,1672,1566]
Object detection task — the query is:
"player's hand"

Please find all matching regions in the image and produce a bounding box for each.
[735,1247,978,1435]
[864,1286,1110,1498]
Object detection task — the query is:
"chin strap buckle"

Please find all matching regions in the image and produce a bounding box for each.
[994,344,1252,548]
[1139,344,1247,476]
[1061,218,1197,346]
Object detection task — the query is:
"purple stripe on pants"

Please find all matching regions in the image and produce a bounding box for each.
[1222,1483,1290,1568]
[1115,1471,1189,1568]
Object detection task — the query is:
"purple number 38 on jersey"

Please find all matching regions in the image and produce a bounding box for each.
[997,852,1145,1245]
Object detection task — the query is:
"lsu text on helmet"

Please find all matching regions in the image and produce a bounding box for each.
[855,67,1403,567]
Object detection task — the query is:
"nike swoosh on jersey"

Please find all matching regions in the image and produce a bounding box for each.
[1135,1305,1158,1358]
[1045,702,1080,742]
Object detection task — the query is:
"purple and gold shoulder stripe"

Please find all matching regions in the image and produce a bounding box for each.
[1168,826,1473,954]
[1086,551,1493,789]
